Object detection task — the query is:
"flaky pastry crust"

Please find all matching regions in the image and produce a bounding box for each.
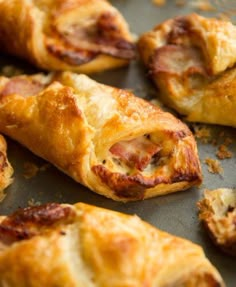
[0,202,225,286]
[0,0,135,73]
[198,188,236,256]
[0,135,13,192]
[138,13,236,127]
[0,72,202,201]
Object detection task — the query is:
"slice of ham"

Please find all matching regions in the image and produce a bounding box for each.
[110,136,161,171]
[48,12,135,65]
[0,77,45,98]
[151,45,207,77]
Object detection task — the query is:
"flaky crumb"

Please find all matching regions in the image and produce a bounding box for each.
[224,137,233,146]
[23,162,40,179]
[193,125,211,143]
[204,158,223,174]
[216,145,233,159]
[28,198,41,207]
[175,0,186,6]
[190,0,215,11]
[152,0,165,6]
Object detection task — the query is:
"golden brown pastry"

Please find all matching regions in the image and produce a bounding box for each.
[0,0,135,73]
[0,202,225,286]
[198,188,236,256]
[0,72,202,202]
[0,135,13,192]
[138,13,236,127]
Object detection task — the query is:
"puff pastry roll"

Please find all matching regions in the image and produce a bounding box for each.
[198,188,236,256]
[0,72,202,201]
[0,135,13,192]
[0,202,225,286]
[0,0,135,74]
[138,13,236,127]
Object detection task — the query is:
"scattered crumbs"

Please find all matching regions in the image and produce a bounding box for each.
[204,157,223,174]
[152,0,165,6]
[175,0,186,7]
[39,163,51,172]
[224,137,233,146]
[1,65,23,77]
[190,0,215,11]
[0,190,6,203]
[28,198,41,207]
[23,162,40,179]
[216,144,233,159]
[192,124,211,143]
[219,131,225,138]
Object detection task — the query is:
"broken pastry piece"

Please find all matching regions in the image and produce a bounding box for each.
[198,188,236,256]
[138,13,236,127]
[0,72,202,202]
[0,202,225,286]
[0,0,135,73]
[0,135,13,193]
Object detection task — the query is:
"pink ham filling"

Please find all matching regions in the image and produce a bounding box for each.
[152,45,206,76]
[1,78,44,98]
[109,136,161,171]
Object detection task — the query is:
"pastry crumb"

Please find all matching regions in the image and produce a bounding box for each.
[175,0,186,6]
[152,0,165,6]
[28,198,41,207]
[216,144,233,159]
[23,162,40,179]
[190,0,215,11]
[193,125,211,143]
[204,157,223,174]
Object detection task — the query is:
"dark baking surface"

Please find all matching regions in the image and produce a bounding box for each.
[0,1,236,286]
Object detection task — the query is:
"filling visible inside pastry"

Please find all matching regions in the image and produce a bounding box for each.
[198,188,236,255]
[138,13,236,126]
[0,135,13,193]
[109,135,162,172]
[92,130,199,199]
[40,1,135,65]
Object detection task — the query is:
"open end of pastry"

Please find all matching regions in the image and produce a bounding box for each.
[41,1,135,65]
[0,203,75,250]
[92,131,201,200]
[198,188,236,256]
[0,135,14,192]
[139,14,236,119]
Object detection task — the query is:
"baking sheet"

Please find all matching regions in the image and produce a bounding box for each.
[0,1,236,286]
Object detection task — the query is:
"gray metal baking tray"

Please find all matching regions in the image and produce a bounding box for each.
[0,1,236,286]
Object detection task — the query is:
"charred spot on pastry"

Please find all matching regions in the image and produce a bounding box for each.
[0,203,75,245]
[92,165,157,199]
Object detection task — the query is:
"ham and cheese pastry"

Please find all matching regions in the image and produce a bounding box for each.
[138,13,236,127]
[0,202,225,286]
[0,135,13,192]
[0,72,202,202]
[0,0,135,74]
[198,188,236,256]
